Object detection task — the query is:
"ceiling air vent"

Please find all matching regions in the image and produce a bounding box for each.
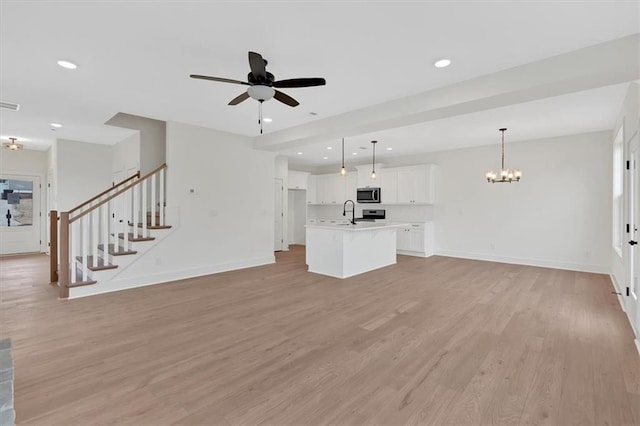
[0,101,20,111]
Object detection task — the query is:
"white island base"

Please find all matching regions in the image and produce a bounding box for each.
[305,223,406,279]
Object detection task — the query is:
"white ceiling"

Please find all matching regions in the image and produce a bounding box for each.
[0,1,638,161]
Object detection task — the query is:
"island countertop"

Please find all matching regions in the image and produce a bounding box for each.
[304,222,408,232]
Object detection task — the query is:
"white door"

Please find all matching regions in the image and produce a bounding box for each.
[626,132,639,334]
[274,178,284,251]
[0,174,41,254]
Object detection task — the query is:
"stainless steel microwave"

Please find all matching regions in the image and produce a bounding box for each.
[357,187,381,203]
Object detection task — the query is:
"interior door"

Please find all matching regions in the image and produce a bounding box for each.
[0,174,41,254]
[274,178,284,251]
[626,132,639,334]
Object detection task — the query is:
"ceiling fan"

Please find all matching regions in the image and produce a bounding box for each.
[190,51,326,108]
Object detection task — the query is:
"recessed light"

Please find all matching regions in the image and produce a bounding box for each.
[50,123,63,128]
[57,60,77,69]
[387,147,393,151]
[263,117,273,123]
[297,152,303,155]
[352,152,358,156]
[323,156,329,160]
[434,59,451,68]
[326,146,333,150]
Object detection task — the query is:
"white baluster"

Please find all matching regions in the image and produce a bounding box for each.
[151,174,157,227]
[82,216,89,282]
[92,210,98,269]
[123,187,130,251]
[159,168,165,226]
[133,183,139,239]
[70,221,77,284]
[142,179,148,238]
[110,198,119,254]
[102,204,108,267]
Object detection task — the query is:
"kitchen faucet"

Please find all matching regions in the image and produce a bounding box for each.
[343,200,356,225]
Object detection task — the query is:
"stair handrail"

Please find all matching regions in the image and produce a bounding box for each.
[67,170,140,216]
[51,163,168,296]
[69,163,166,223]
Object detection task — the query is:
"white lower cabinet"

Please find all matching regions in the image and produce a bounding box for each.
[396,222,433,257]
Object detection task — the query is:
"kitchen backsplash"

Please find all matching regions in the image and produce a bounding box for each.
[308,204,433,222]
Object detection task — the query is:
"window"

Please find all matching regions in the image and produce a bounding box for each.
[613,126,624,256]
[0,179,34,227]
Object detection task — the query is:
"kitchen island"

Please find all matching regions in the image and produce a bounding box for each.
[305,222,407,278]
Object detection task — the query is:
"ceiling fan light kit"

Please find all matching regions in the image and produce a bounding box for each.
[190,51,326,134]
[485,128,522,183]
[4,137,23,151]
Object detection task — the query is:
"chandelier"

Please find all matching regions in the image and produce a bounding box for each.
[485,128,521,183]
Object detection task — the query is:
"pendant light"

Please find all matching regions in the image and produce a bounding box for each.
[371,140,377,179]
[340,138,347,175]
[485,128,521,183]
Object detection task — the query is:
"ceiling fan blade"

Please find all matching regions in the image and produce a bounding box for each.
[274,90,299,107]
[273,78,326,88]
[190,74,249,85]
[228,92,250,106]
[248,51,267,80]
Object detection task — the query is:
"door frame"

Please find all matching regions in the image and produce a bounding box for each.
[274,178,284,252]
[625,130,640,340]
[0,173,42,254]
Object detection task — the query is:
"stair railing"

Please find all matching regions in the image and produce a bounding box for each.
[49,171,139,284]
[52,164,167,299]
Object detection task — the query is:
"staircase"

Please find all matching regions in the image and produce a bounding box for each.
[50,164,171,299]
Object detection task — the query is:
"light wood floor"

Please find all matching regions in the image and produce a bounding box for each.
[1,247,639,425]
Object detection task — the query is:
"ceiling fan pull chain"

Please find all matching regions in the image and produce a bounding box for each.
[259,100,263,134]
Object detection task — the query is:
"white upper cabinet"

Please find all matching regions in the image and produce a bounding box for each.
[311,173,355,204]
[307,175,317,204]
[390,165,435,204]
[308,165,434,205]
[380,170,397,204]
[356,165,382,189]
[288,170,309,190]
[344,173,358,202]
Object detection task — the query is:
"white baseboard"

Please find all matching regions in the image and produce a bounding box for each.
[434,249,609,274]
[69,255,276,299]
[397,250,432,258]
[609,273,627,312]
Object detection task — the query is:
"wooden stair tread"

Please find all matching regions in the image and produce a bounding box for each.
[67,280,97,288]
[74,255,118,271]
[133,223,172,229]
[97,244,138,256]
[113,232,155,242]
[67,268,97,287]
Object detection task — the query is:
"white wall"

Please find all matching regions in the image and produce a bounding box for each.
[106,113,165,174]
[55,139,113,211]
[0,148,48,252]
[380,131,612,272]
[94,121,276,291]
[111,132,140,177]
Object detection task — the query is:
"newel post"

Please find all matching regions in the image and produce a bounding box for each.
[49,210,58,284]
[59,212,70,299]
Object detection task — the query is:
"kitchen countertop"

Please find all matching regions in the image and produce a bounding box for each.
[305,222,408,232]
